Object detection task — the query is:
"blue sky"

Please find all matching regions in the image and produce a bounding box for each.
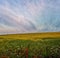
[0,0,60,34]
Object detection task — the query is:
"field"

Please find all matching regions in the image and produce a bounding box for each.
[0,32,60,40]
[0,32,60,58]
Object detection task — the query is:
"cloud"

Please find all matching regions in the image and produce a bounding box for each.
[0,0,60,34]
[25,0,45,16]
[0,0,38,34]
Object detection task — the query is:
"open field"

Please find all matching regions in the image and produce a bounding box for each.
[0,32,60,58]
[0,32,60,40]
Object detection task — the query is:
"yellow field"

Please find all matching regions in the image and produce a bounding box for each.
[0,32,60,40]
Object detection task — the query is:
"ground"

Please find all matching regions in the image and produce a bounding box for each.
[0,32,60,58]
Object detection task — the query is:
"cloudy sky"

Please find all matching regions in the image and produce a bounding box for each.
[0,0,60,34]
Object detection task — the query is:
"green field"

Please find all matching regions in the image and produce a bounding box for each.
[0,32,60,58]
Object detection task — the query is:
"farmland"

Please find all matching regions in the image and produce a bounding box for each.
[0,32,60,40]
[0,32,60,58]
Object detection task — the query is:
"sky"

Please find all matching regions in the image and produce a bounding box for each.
[0,0,60,34]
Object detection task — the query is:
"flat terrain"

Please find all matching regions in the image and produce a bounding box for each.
[0,32,60,58]
[0,32,60,40]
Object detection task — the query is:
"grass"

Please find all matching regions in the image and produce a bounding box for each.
[0,38,60,58]
[0,32,60,58]
[0,32,60,40]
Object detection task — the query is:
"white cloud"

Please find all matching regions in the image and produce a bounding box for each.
[0,0,60,34]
